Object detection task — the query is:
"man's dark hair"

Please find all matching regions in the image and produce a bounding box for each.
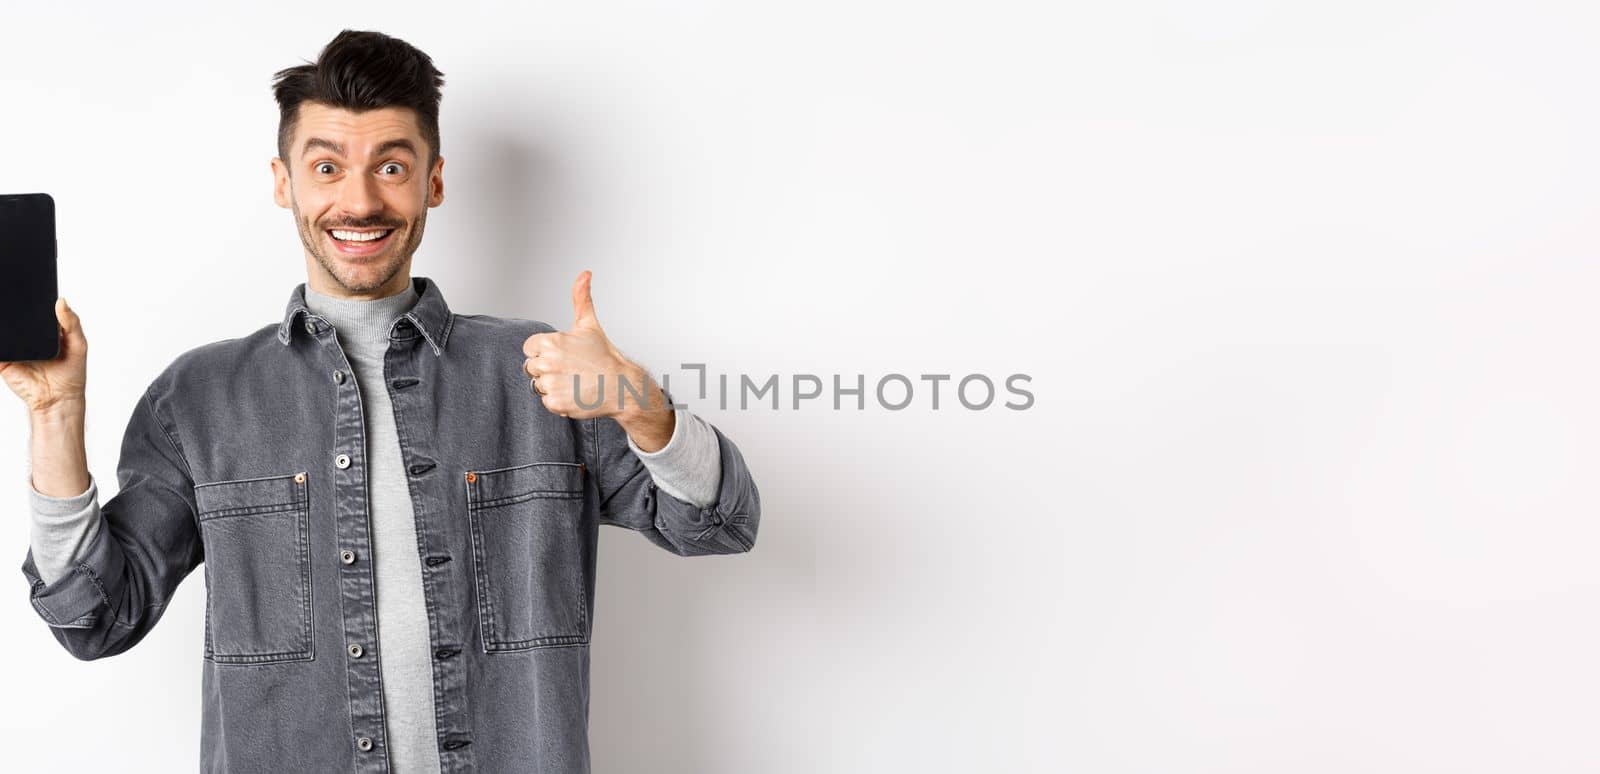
[271,29,445,173]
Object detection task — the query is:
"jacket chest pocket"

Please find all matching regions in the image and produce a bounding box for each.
[465,461,588,652]
[195,472,314,665]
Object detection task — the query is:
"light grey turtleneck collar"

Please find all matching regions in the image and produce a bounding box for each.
[303,279,421,358]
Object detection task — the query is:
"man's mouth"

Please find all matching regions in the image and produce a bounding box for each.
[326,227,396,256]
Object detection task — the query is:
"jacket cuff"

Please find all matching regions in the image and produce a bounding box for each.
[648,423,759,552]
[19,513,128,629]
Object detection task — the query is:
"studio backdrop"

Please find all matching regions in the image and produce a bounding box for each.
[4,2,1598,773]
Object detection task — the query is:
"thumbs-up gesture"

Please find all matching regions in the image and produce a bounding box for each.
[522,271,666,428]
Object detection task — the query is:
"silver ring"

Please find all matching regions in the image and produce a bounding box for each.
[529,376,545,396]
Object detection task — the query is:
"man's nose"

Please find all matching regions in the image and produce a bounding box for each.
[334,169,385,218]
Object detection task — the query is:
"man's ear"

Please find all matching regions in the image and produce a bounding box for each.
[271,157,291,209]
[428,155,444,207]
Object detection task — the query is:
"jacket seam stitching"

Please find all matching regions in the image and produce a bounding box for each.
[143,387,204,566]
[143,388,195,481]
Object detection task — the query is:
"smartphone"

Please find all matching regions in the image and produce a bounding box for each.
[0,193,59,362]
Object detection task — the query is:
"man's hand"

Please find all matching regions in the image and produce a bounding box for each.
[3,297,92,497]
[2,297,88,416]
[522,271,673,448]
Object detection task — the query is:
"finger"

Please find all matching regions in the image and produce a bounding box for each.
[537,390,563,414]
[57,297,75,334]
[522,332,556,358]
[525,347,564,370]
[57,297,86,357]
[571,270,600,331]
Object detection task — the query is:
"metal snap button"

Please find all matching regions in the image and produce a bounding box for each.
[356,737,373,752]
[465,471,477,483]
[333,370,345,384]
[304,321,316,334]
[340,549,356,565]
[348,643,364,658]
[335,453,351,469]
[294,472,306,484]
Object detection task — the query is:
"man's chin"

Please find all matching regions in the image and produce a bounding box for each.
[319,255,405,294]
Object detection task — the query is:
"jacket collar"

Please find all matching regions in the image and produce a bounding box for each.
[277,275,454,356]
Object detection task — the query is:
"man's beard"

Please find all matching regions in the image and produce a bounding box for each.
[291,197,425,296]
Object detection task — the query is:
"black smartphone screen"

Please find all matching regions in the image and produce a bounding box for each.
[0,193,59,362]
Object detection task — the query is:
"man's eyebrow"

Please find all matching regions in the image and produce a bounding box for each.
[301,137,345,157]
[375,139,418,157]
[300,137,419,158]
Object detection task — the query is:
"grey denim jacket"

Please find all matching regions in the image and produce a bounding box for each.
[17,276,762,773]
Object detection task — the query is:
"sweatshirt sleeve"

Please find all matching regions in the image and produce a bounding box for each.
[624,405,723,509]
[26,473,104,587]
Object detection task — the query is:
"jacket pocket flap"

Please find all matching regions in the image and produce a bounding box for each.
[468,462,583,507]
[195,472,308,519]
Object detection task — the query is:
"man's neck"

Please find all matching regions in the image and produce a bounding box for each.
[303,278,421,350]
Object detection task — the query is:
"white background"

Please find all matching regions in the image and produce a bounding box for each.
[4,1,1599,772]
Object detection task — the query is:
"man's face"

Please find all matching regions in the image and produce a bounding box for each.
[271,102,444,298]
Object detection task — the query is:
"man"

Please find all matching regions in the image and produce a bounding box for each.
[4,29,761,774]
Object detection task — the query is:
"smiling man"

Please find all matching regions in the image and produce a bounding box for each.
[274,100,433,299]
[6,29,761,774]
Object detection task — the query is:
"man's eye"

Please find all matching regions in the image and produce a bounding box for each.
[315,162,336,175]
[381,162,406,175]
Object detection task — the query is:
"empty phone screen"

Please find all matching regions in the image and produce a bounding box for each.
[0,193,59,362]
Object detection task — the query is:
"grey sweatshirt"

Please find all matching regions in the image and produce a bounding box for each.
[25,281,723,773]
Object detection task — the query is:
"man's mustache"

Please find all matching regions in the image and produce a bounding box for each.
[321,220,402,230]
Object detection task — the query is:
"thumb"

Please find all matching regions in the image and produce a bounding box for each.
[57,297,86,355]
[571,270,601,330]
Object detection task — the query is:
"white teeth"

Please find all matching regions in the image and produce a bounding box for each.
[331,229,390,242]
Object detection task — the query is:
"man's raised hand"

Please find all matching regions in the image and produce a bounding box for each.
[1,297,88,417]
[521,271,657,420]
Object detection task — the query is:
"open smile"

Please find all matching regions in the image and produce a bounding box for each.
[325,227,396,256]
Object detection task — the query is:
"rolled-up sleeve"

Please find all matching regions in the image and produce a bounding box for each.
[18,387,203,660]
[588,396,760,557]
